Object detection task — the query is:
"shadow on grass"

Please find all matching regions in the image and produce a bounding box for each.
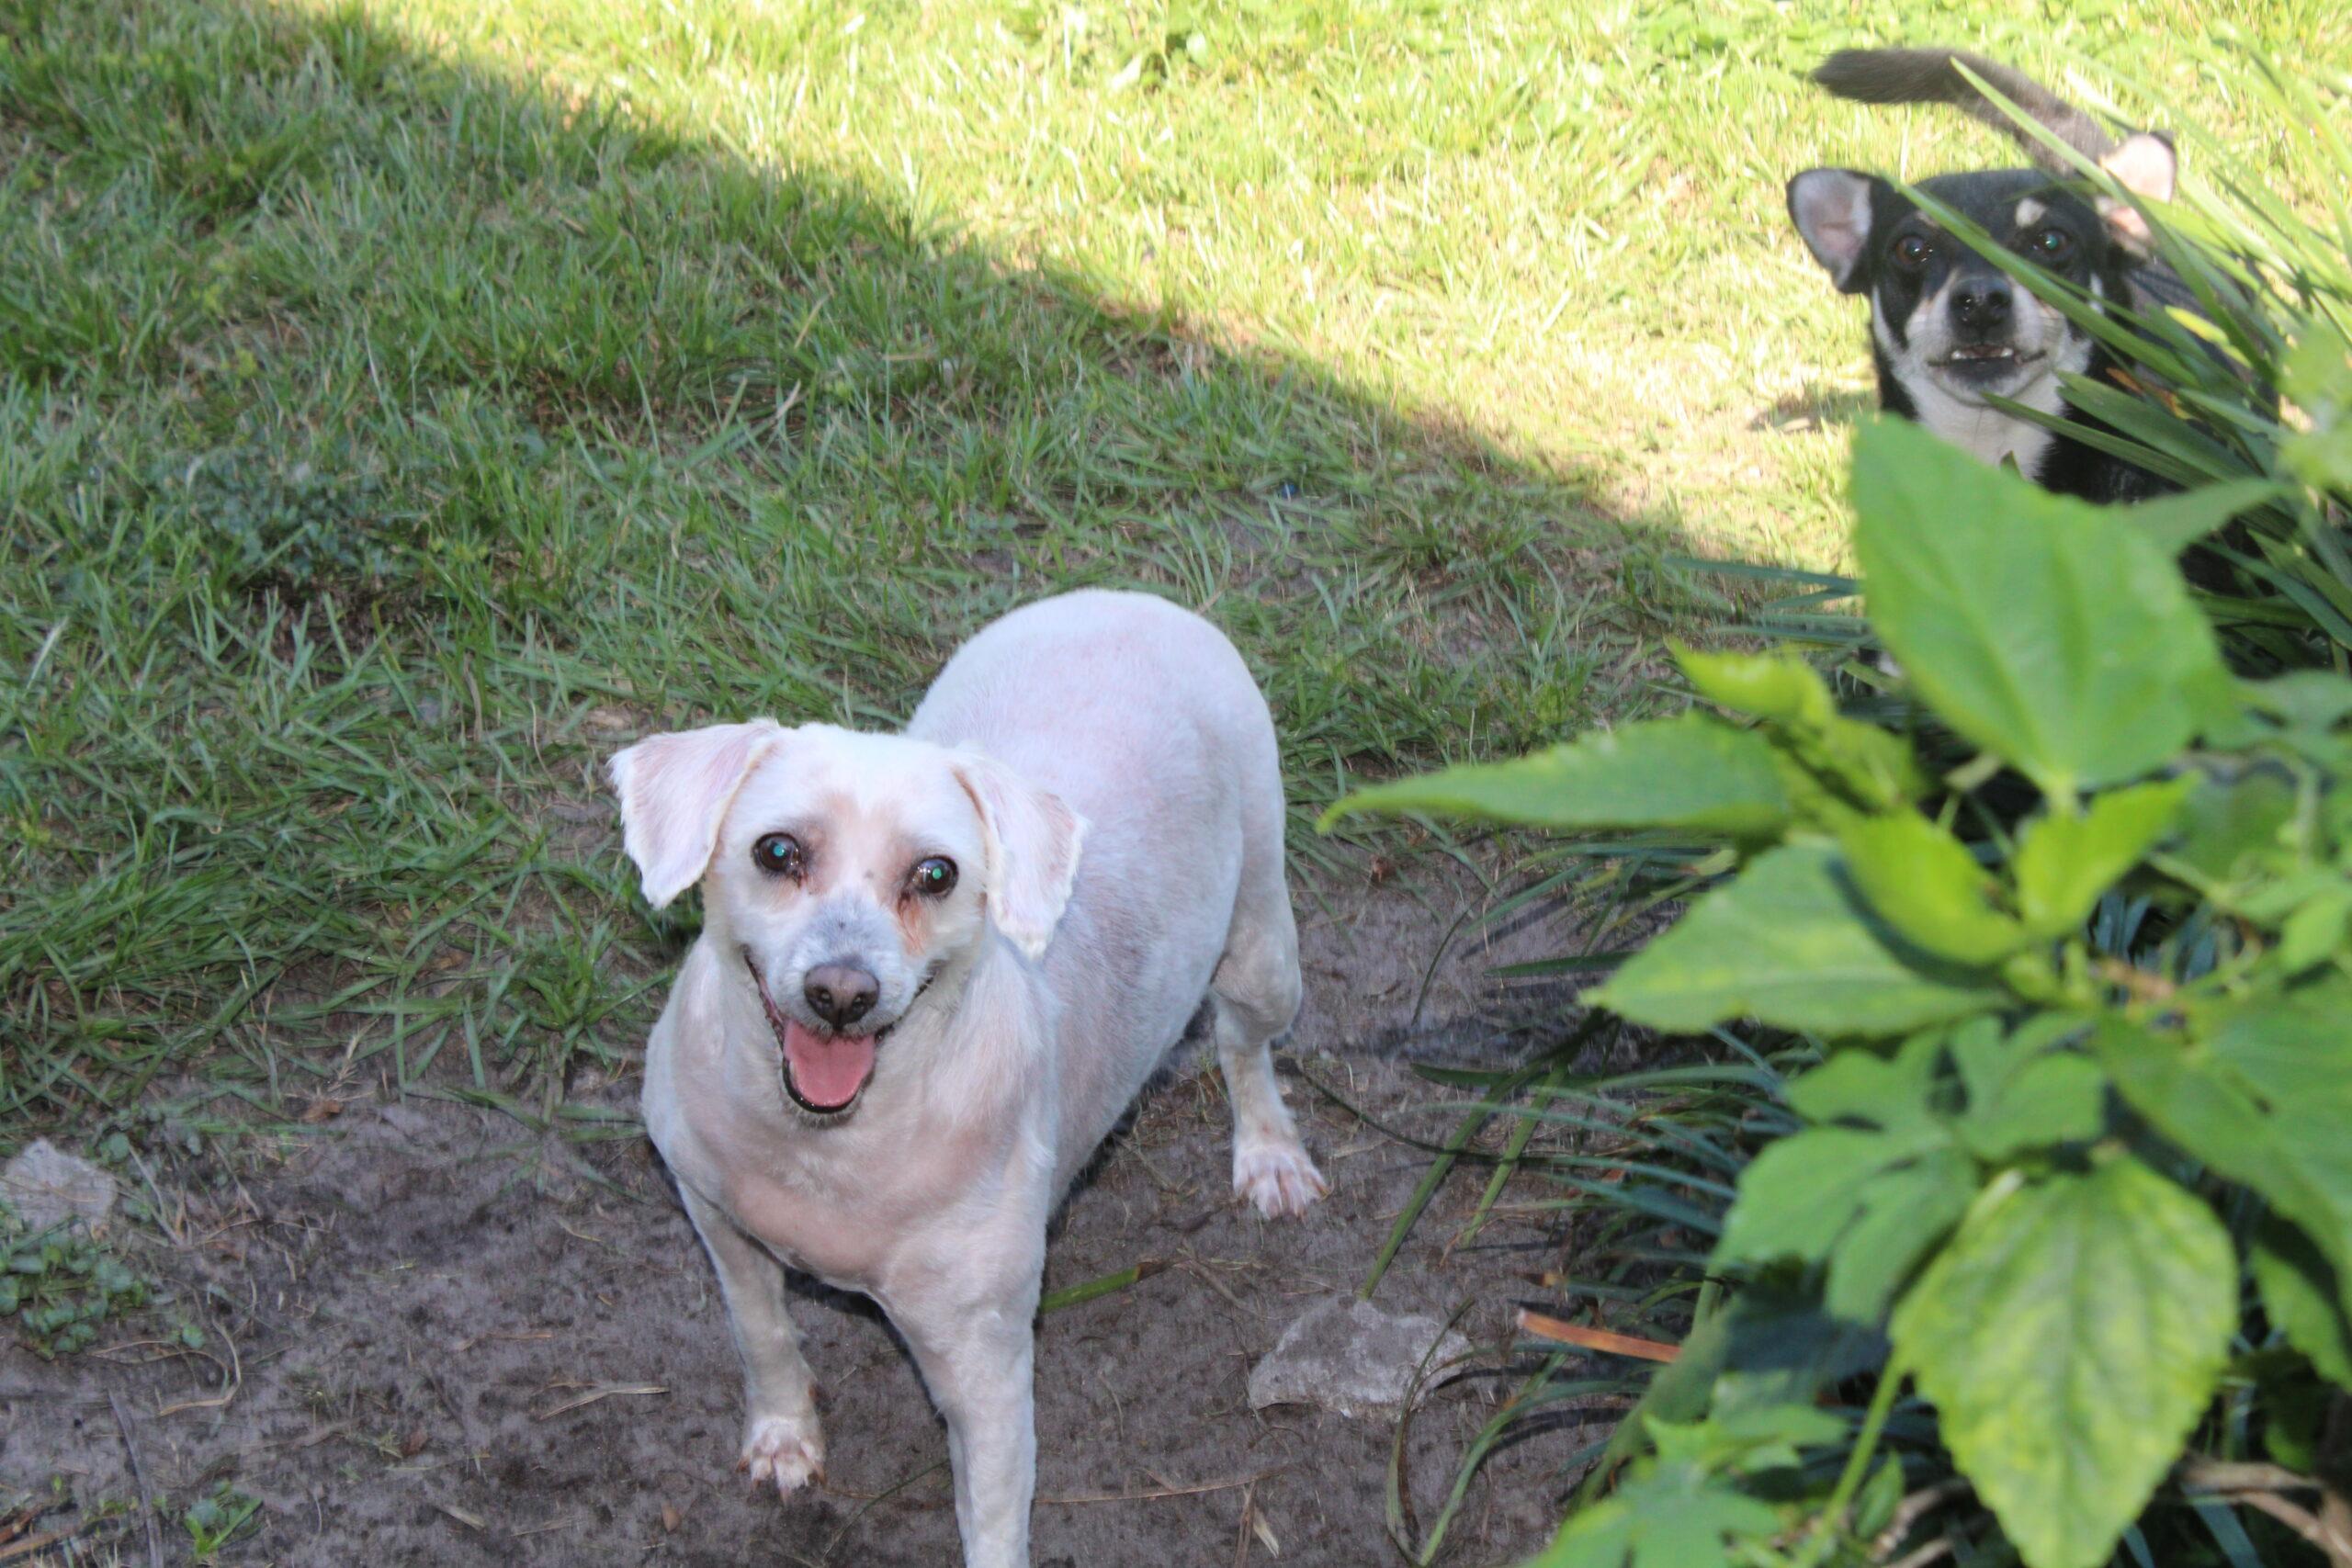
[1749,381,1877,434]
[0,0,1722,1123]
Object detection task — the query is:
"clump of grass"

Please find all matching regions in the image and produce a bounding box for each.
[0,0,1665,1124]
[0,0,2336,1142]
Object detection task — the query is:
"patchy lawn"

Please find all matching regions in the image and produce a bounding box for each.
[1,0,2340,1561]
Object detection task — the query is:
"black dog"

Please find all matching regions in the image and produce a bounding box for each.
[1788,49,2182,502]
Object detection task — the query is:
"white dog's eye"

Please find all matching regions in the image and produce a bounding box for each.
[909,856,957,899]
[752,832,806,880]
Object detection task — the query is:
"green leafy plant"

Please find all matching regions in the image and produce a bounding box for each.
[180,1482,262,1561]
[0,1209,153,1359]
[1332,419,2352,1567]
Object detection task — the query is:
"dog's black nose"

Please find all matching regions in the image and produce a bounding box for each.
[804,963,879,1030]
[1951,280,2013,332]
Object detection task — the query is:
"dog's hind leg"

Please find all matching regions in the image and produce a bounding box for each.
[680,1187,826,1497]
[1210,868,1328,1218]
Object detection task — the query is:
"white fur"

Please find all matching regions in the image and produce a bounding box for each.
[1873,277,2091,477]
[618,591,1327,1568]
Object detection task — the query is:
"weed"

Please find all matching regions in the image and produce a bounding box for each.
[0,1212,153,1359]
[180,1483,263,1560]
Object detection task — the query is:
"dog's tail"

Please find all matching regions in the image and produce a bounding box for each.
[1811,48,2114,172]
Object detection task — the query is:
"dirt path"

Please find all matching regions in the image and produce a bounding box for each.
[5,871,1606,1567]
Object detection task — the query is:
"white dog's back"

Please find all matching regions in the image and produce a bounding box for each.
[910,590,1293,1186]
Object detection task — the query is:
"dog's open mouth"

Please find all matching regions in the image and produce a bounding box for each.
[1934,344,2041,373]
[744,953,884,1116]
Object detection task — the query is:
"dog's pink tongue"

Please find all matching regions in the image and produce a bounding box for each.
[783,1020,876,1110]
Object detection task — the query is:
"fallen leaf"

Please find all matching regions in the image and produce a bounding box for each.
[530,1383,668,1422]
[1516,1308,1681,1363]
[1250,1506,1281,1556]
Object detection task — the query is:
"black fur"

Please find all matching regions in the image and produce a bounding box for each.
[1790,49,2183,504]
[1811,48,2114,170]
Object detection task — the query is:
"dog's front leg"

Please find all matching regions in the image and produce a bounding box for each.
[892,1235,1045,1568]
[680,1187,826,1496]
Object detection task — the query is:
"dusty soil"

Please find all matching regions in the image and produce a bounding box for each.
[3,868,1623,1567]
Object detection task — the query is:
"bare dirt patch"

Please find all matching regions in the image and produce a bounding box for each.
[4,870,1609,1566]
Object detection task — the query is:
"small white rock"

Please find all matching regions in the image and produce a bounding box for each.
[0,1139,118,1235]
[1247,1294,1472,1419]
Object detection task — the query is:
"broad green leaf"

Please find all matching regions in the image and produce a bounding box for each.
[2207,986,2352,1278]
[2251,1217,2352,1389]
[2097,1009,2352,1307]
[1717,1130,1934,1267]
[1724,1036,1979,1322]
[1572,1302,1736,1506]
[2277,886,2352,974]
[2165,772,2297,887]
[1650,1406,1847,1469]
[1956,1053,2106,1163]
[1721,1132,1978,1322]
[1892,1158,2237,1568]
[1318,712,1789,838]
[2228,864,2345,925]
[1840,811,2025,964]
[2241,671,2352,733]
[1851,419,2234,797]
[1674,644,1927,812]
[1854,1458,1908,1540]
[1589,844,2007,1035]
[1947,1012,2081,1104]
[2013,780,2195,938]
[1824,1149,1979,1320]
[1711,1286,1887,1414]
[1529,1457,1783,1568]
[1787,1029,1948,1129]
[2280,333,2352,493]
[1789,718,1931,812]
[2119,479,2286,555]
[1675,645,1836,727]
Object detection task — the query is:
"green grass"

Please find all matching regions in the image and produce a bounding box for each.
[0,0,2344,1128]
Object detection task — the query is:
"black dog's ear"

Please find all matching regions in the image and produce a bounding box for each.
[1787,169,1886,294]
[2096,131,2177,254]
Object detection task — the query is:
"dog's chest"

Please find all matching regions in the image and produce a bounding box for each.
[1904,376,2061,477]
[724,1169,899,1285]
[716,1114,1008,1289]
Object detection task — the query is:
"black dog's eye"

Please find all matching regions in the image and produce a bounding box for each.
[752,833,806,880]
[2029,226,2075,262]
[1893,233,1933,269]
[909,857,958,899]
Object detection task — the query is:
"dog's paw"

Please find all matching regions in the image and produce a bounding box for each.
[1234,1139,1329,1218]
[738,1412,825,1498]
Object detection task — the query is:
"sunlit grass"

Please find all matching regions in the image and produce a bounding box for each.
[0,0,2341,1127]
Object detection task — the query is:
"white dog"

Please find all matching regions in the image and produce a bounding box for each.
[611,590,1328,1567]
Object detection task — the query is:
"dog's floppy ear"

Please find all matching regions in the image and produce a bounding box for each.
[2096,131,2177,254]
[1788,168,1883,293]
[608,720,785,909]
[952,754,1085,962]
[2101,131,2177,203]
